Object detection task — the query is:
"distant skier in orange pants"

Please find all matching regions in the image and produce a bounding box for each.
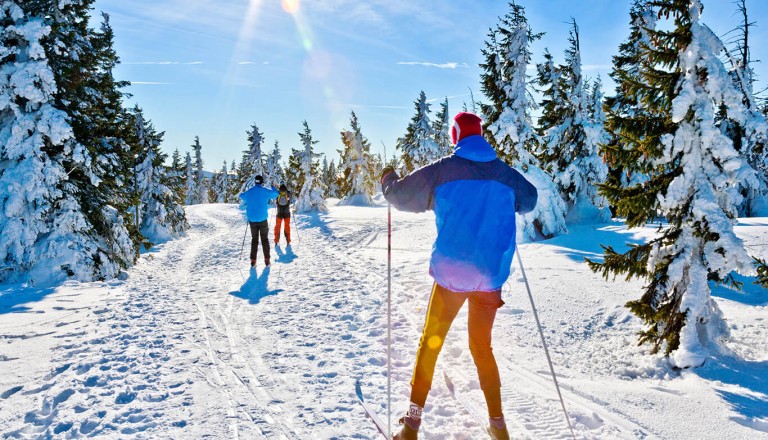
[274,184,292,245]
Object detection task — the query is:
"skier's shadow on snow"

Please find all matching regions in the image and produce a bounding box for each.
[274,244,297,264]
[230,267,284,305]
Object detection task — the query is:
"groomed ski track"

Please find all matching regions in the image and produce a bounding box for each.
[1,202,766,439]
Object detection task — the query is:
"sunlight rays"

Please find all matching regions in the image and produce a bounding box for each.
[213,0,267,127]
[283,0,353,136]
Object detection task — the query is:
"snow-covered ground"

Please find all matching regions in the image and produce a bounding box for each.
[1,201,767,439]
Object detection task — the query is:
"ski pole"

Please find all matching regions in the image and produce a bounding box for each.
[387,202,392,438]
[515,244,576,440]
[240,223,248,261]
[237,223,248,282]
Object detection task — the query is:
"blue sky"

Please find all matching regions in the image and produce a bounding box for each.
[92,0,768,171]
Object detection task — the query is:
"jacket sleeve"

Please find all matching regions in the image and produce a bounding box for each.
[381,163,440,213]
[268,187,279,199]
[509,169,538,214]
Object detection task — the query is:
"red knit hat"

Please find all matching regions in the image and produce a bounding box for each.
[450,112,482,145]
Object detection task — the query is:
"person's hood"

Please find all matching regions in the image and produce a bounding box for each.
[452,135,497,162]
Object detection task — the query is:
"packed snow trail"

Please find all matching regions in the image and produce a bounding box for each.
[1,203,767,439]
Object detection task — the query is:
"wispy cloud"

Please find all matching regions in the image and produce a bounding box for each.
[130,81,174,85]
[426,93,472,103]
[397,61,470,69]
[123,61,204,65]
[337,103,410,110]
[237,61,271,65]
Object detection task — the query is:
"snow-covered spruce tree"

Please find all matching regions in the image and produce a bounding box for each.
[240,123,267,192]
[480,2,567,240]
[265,140,284,190]
[285,148,302,194]
[51,7,137,265]
[188,136,208,204]
[211,161,229,203]
[226,159,239,203]
[169,148,186,203]
[0,2,106,284]
[582,76,612,222]
[433,97,452,156]
[14,0,136,281]
[338,111,375,206]
[128,105,187,245]
[321,156,332,197]
[536,19,609,223]
[326,159,340,198]
[184,151,195,205]
[588,0,758,368]
[293,121,326,212]
[396,91,440,174]
[372,153,385,185]
[718,0,768,216]
[602,0,657,214]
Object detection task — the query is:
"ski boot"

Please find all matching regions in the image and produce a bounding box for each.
[487,416,510,440]
[393,404,421,440]
[250,259,256,267]
[392,417,418,440]
[264,257,271,267]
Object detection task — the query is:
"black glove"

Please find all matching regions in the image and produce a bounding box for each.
[381,166,396,182]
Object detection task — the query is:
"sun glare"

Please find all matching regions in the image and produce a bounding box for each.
[282,0,300,14]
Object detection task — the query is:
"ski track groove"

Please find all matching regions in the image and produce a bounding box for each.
[181,207,297,439]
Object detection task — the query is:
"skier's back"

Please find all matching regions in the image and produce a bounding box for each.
[274,183,292,245]
[239,175,279,267]
[381,112,537,440]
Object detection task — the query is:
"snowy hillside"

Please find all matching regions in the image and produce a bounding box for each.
[1,202,766,439]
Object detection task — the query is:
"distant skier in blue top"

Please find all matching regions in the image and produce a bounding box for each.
[240,175,279,267]
[382,112,538,440]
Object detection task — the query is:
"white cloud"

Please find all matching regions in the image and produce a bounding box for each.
[397,61,469,69]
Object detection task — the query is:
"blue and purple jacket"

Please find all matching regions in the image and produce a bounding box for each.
[382,135,537,292]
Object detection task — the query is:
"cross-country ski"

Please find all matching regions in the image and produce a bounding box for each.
[443,370,500,439]
[356,380,391,439]
[2,1,768,439]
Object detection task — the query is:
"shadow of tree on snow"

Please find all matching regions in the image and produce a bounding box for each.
[697,355,768,433]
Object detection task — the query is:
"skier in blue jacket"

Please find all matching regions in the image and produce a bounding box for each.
[382,112,537,440]
[240,175,279,267]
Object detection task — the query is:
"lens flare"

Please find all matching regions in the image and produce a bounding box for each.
[282,0,300,14]
[427,335,442,350]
